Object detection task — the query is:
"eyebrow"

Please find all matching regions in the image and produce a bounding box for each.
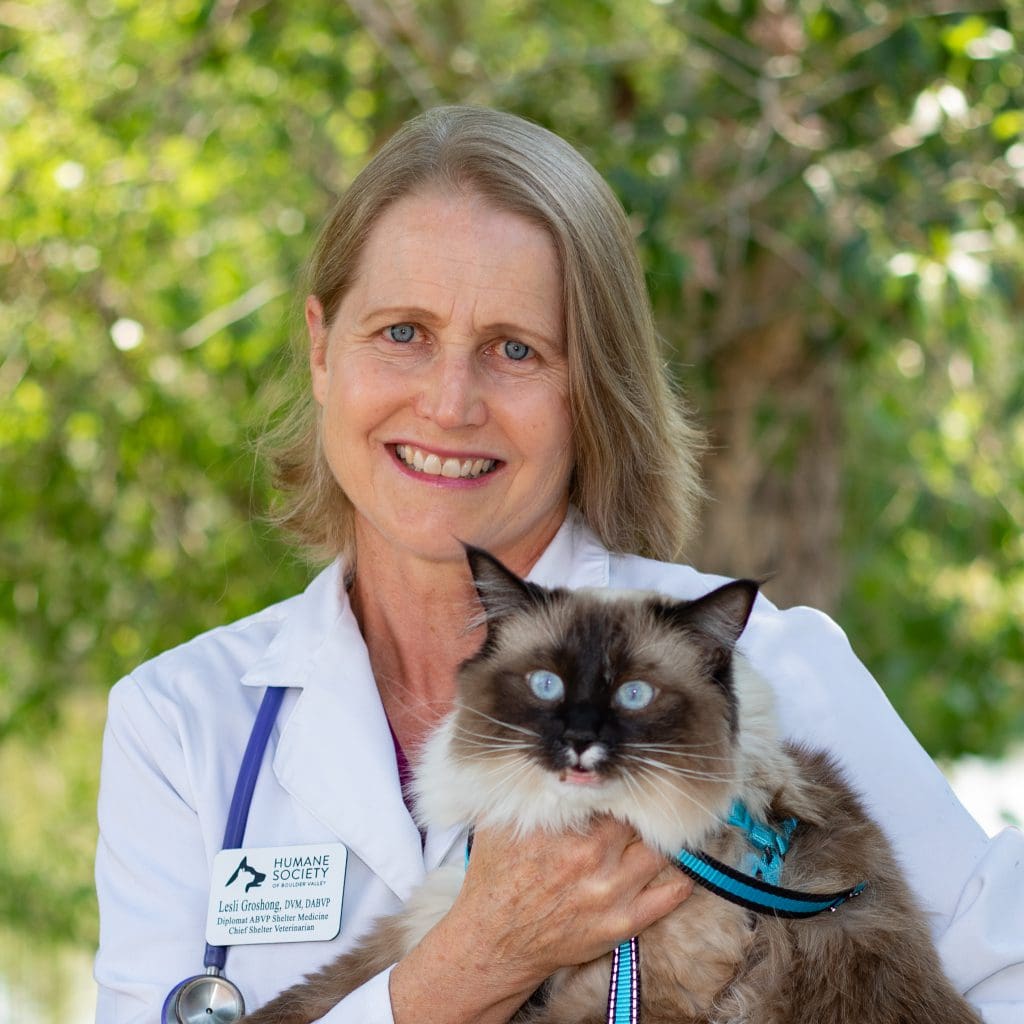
[356,305,445,327]
[356,305,563,346]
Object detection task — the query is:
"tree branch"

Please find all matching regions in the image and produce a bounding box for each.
[181,278,288,349]
[345,0,444,109]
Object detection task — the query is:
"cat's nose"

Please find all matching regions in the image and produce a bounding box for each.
[563,727,599,752]
[564,737,608,771]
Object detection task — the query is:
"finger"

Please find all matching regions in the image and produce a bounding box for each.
[627,873,695,936]
[617,830,672,875]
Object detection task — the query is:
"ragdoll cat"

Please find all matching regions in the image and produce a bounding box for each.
[241,548,981,1024]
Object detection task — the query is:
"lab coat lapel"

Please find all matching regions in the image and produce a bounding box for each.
[243,564,427,902]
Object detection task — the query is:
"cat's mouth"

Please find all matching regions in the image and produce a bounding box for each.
[559,767,604,786]
[557,744,609,786]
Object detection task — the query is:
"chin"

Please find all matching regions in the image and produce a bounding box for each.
[356,519,472,567]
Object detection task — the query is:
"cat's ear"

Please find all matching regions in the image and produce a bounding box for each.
[463,544,548,622]
[674,579,759,650]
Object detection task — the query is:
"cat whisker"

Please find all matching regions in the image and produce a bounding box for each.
[450,735,535,767]
[619,745,740,765]
[618,753,737,785]
[629,767,737,785]
[620,768,698,838]
[451,731,535,755]
[454,729,536,753]
[623,751,737,764]
[622,761,677,806]
[473,756,538,791]
[455,744,536,764]
[620,738,722,748]
[618,761,733,782]
[453,720,532,740]
[628,763,732,833]
[460,705,540,738]
[620,741,736,760]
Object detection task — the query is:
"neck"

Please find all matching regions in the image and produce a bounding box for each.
[347,516,565,755]
[349,544,485,758]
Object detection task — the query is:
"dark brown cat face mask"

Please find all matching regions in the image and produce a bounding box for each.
[412,546,764,854]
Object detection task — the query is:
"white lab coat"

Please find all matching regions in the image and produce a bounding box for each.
[94,509,1024,1023]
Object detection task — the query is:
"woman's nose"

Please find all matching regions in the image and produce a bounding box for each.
[414,349,487,428]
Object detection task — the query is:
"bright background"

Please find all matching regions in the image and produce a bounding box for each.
[1,1,1022,1017]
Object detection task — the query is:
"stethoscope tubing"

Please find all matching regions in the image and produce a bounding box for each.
[204,684,287,971]
[164,684,288,1022]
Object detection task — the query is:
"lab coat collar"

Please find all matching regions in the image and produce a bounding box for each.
[238,507,609,692]
[241,563,426,899]
[240,560,347,691]
[526,505,610,590]
[236,508,611,899]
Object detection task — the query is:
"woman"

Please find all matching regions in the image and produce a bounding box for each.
[94,107,1023,1023]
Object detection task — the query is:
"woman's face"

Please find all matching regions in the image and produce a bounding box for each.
[308,190,574,574]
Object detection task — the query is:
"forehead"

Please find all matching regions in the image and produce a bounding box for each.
[495,595,700,677]
[348,190,564,337]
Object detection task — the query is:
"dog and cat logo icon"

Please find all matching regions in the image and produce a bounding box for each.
[225,855,267,893]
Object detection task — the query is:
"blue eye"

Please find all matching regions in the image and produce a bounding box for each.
[503,340,531,361]
[528,669,564,702]
[388,323,415,343]
[614,680,655,710]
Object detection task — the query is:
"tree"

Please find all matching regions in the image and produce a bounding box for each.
[1,0,1021,948]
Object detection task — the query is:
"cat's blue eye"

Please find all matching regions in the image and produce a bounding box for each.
[502,339,531,361]
[527,669,564,702]
[614,680,655,710]
[388,323,415,343]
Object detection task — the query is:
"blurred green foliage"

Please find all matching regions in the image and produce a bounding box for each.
[1,0,1022,947]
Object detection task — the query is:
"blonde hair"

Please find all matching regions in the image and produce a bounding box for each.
[264,106,704,563]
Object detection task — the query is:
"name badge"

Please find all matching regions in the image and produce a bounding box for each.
[206,843,347,946]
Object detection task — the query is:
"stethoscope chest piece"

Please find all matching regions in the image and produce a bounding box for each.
[163,970,245,1024]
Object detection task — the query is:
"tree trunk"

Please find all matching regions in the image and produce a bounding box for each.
[694,252,842,613]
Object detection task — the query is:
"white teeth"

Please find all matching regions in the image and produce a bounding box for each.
[396,446,496,479]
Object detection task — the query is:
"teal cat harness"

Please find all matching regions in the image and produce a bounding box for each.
[672,800,866,916]
[606,800,866,1024]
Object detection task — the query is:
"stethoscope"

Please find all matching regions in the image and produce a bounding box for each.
[162,685,287,1024]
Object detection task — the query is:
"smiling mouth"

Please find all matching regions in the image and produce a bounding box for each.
[394,445,499,480]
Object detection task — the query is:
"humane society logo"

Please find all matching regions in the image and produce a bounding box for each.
[225,855,267,893]
[222,851,336,894]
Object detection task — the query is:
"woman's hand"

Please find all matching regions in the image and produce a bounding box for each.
[389,817,693,1024]
[458,816,693,971]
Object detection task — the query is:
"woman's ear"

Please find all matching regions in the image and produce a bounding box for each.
[306,295,328,406]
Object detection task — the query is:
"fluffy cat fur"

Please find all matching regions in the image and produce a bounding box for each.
[241,548,981,1024]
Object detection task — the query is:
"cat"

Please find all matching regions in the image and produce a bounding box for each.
[240,547,982,1024]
